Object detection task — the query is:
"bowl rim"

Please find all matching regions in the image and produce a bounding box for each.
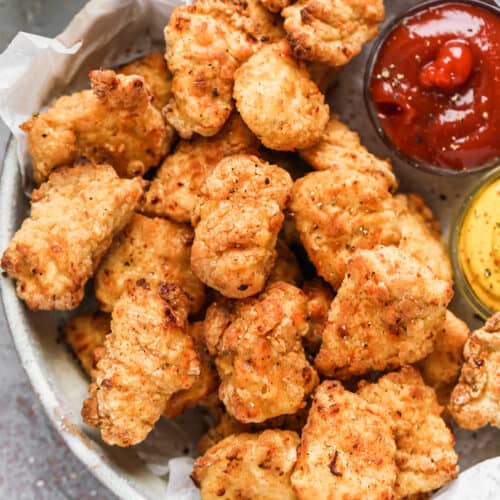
[0,138,148,500]
[363,0,500,177]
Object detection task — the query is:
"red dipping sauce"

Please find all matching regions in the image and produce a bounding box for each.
[368,1,500,171]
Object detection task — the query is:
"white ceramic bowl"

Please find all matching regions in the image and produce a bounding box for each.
[0,139,169,500]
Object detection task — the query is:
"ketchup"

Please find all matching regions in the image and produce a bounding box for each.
[370,2,500,170]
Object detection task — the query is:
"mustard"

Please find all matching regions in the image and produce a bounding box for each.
[458,178,500,312]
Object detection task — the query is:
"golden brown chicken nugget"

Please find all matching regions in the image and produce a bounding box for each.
[449,313,500,430]
[291,380,397,500]
[267,239,303,285]
[298,115,396,186]
[290,165,399,289]
[418,310,469,407]
[21,70,170,183]
[82,282,200,447]
[234,40,329,151]
[240,0,286,41]
[118,53,172,111]
[358,366,459,498]
[141,113,258,223]
[94,213,205,314]
[1,163,143,310]
[282,0,384,66]
[192,430,299,500]
[163,321,219,418]
[315,247,453,378]
[302,278,334,353]
[64,313,110,376]
[259,0,292,13]
[191,154,293,298]
[204,281,318,423]
[394,193,453,284]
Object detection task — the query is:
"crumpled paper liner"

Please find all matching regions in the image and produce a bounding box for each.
[0,0,499,498]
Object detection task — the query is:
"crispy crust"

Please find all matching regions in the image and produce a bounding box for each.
[64,313,111,376]
[291,380,397,500]
[82,282,200,446]
[141,113,258,223]
[94,213,205,314]
[449,313,500,430]
[267,239,303,286]
[191,154,293,298]
[233,40,329,151]
[358,366,459,498]
[1,163,143,310]
[20,70,170,183]
[192,430,299,499]
[315,247,453,378]
[290,165,400,289]
[282,0,384,66]
[204,281,318,423]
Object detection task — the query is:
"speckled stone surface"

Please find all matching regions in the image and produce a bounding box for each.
[0,1,116,498]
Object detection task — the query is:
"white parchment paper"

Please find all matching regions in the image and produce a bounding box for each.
[0,0,498,499]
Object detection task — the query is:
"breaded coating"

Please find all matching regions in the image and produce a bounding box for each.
[418,311,469,406]
[141,113,258,223]
[82,283,200,447]
[315,247,453,378]
[233,40,329,151]
[163,321,219,418]
[192,430,299,500]
[291,380,397,500]
[358,367,459,498]
[198,407,309,453]
[290,165,399,289]
[64,313,110,376]
[394,193,453,284]
[191,154,293,298]
[94,213,205,314]
[165,0,284,139]
[259,0,292,14]
[268,239,303,285]
[298,115,396,187]
[204,281,318,423]
[449,313,500,430]
[118,53,172,111]
[21,70,170,183]
[282,0,384,66]
[1,163,143,310]
[302,278,333,353]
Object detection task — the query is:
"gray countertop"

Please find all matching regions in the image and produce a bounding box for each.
[0,2,116,499]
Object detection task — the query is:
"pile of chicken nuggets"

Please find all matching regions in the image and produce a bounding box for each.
[2,0,499,498]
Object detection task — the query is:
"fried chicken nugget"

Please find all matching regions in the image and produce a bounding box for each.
[302,278,334,353]
[64,313,110,376]
[204,281,318,423]
[191,154,293,298]
[94,213,205,314]
[290,164,399,289]
[298,115,396,186]
[118,53,172,111]
[291,380,397,500]
[449,313,500,430]
[165,0,285,139]
[233,40,329,151]
[141,113,258,223]
[418,311,469,406]
[192,430,299,500]
[1,163,143,310]
[163,321,219,418]
[21,70,170,183]
[259,0,292,13]
[282,0,384,66]
[82,282,200,446]
[358,367,459,498]
[315,247,453,378]
[394,193,453,284]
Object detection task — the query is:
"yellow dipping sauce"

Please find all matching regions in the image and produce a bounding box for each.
[458,178,500,312]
